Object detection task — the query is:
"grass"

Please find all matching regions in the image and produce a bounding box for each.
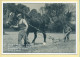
[3,31,76,53]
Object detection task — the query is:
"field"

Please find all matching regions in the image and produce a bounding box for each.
[3,31,76,53]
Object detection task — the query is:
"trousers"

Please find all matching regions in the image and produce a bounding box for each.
[18,30,28,45]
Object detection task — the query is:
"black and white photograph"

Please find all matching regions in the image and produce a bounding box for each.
[2,2,77,54]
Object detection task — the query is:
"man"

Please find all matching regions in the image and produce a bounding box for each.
[12,14,29,47]
[63,24,72,42]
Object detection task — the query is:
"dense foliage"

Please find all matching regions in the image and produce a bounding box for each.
[3,3,76,33]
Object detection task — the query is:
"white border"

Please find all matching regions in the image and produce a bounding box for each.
[2,2,77,55]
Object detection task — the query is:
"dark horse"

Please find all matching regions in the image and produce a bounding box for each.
[27,20,47,44]
[6,13,47,46]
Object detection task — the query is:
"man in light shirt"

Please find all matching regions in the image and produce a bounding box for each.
[12,14,29,47]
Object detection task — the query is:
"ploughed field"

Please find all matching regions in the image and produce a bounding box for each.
[3,31,76,53]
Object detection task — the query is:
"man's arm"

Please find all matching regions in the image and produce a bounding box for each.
[69,27,72,32]
[10,25,18,28]
[67,27,72,33]
[10,21,19,28]
[23,19,28,31]
[65,27,72,35]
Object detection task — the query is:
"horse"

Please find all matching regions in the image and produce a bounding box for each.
[5,13,48,45]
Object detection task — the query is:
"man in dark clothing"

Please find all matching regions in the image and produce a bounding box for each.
[63,24,72,42]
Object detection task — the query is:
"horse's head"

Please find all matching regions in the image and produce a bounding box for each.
[6,12,15,27]
[6,19,12,27]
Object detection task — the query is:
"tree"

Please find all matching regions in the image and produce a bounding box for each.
[3,3,30,27]
[40,7,45,15]
[16,4,30,17]
[29,9,42,26]
[41,3,76,32]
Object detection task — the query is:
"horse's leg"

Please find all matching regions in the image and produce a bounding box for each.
[42,32,46,45]
[32,31,37,43]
